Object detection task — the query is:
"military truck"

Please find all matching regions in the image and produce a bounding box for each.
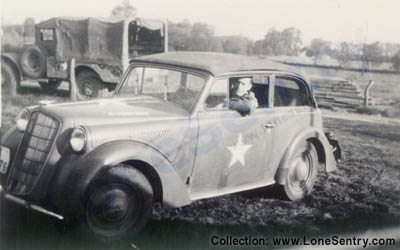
[1,16,168,98]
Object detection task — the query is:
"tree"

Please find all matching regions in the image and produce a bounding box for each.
[110,0,137,19]
[189,22,223,52]
[258,27,302,56]
[252,40,263,55]
[391,51,400,72]
[305,38,332,60]
[168,19,192,51]
[363,42,384,65]
[220,35,252,55]
[332,41,353,66]
[168,20,223,52]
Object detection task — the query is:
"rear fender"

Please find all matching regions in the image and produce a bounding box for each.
[275,128,337,185]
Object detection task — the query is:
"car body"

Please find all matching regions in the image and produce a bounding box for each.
[0,52,340,238]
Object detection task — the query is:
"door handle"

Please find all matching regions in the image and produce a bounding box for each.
[265,123,276,128]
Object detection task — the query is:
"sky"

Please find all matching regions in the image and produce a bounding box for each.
[1,0,400,45]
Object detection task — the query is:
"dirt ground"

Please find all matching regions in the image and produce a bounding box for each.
[1,85,400,249]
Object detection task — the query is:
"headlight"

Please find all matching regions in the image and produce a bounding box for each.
[70,127,87,153]
[16,109,30,132]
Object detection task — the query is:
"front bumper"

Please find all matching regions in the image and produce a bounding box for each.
[0,185,63,220]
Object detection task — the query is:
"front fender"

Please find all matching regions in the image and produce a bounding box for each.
[275,127,337,185]
[52,140,191,216]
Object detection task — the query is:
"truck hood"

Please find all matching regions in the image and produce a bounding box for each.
[40,96,189,126]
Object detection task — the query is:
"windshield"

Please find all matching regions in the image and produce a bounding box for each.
[117,66,206,112]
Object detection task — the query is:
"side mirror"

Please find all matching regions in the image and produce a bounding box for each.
[229,98,251,116]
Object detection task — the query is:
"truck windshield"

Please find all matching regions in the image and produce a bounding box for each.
[117,66,206,112]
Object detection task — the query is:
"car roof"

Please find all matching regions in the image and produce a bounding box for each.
[133,52,309,80]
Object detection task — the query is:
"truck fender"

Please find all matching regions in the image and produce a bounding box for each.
[75,64,120,84]
[274,128,337,185]
[57,140,191,216]
[1,53,22,80]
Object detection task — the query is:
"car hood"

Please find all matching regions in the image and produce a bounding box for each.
[39,96,189,126]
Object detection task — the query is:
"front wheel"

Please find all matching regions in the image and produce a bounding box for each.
[85,167,153,239]
[281,141,318,201]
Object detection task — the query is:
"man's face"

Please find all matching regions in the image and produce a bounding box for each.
[237,78,252,94]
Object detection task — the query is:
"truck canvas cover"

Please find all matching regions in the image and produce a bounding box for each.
[36,17,165,67]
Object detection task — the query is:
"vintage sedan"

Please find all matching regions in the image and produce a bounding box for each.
[0,52,340,238]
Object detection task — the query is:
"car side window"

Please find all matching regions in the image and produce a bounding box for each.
[205,76,271,110]
[205,79,229,109]
[249,76,269,108]
[274,77,312,107]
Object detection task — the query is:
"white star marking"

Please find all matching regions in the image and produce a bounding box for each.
[227,134,252,168]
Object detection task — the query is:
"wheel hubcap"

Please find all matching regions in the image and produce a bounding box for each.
[294,160,310,181]
[29,54,40,70]
[83,82,94,96]
[289,153,312,190]
[90,189,131,226]
[102,194,129,222]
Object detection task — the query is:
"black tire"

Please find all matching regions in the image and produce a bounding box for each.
[281,141,318,201]
[20,44,47,79]
[84,166,153,239]
[38,79,62,92]
[1,61,20,96]
[76,70,107,98]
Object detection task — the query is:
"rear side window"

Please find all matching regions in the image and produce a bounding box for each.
[274,77,312,107]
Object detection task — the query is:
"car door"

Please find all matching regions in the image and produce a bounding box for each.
[189,75,276,199]
[267,74,317,173]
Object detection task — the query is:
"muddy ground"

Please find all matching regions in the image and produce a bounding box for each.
[1,85,400,249]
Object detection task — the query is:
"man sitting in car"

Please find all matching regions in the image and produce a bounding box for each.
[230,77,259,109]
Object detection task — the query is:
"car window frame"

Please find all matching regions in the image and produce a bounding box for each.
[201,73,274,112]
[271,73,315,108]
[115,62,210,115]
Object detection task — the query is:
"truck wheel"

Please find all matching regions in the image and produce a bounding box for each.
[76,70,107,98]
[85,166,153,239]
[38,79,62,92]
[20,44,47,79]
[1,62,20,96]
[281,141,318,201]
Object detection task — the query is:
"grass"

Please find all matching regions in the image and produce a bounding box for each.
[1,84,69,137]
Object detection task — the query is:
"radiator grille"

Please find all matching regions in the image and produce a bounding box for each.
[7,112,60,194]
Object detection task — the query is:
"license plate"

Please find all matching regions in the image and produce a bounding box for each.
[0,146,10,174]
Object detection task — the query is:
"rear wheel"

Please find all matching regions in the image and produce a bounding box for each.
[76,70,107,98]
[1,62,20,96]
[281,141,318,201]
